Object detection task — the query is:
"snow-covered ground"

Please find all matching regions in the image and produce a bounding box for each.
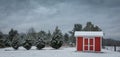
[0,46,120,57]
[105,46,120,52]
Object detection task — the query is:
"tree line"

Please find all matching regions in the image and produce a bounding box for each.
[0,22,120,49]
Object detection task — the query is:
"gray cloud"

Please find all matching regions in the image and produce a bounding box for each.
[0,0,120,40]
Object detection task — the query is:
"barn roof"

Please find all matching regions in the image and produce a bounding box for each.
[74,31,104,37]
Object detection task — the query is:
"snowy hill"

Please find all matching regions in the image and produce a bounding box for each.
[0,47,120,57]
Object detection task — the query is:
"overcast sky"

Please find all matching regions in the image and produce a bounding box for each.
[0,0,120,40]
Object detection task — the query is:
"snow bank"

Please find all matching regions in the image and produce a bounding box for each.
[0,46,120,57]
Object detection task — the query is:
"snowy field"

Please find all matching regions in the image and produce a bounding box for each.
[0,46,120,57]
[105,46,120,52]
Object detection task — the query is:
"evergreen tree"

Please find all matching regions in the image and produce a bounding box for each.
[47,31,52,40]
[0,31,3,39]
[8,29,20,49]
[36,37,45,50]
[93,26,102,31]
[4,35,11,47]
[0,40,5,48]
[69,24,82,45]
[27,27,37,46]
[46,31,52,46]
[83,22,102,31]
[74,24,82,31]
[0,31,5,48]
[63,33,69,44]
[83,22,94,31]
[23,40,32,50]
[38,30,47,40]
[50,26,63,49]
[11,35,20,50]
[9,29,18,42]
[19,33,26,46]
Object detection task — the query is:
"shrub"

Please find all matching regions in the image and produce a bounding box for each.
[23,40,32,50]
[11,41,19,50]
[36,38,45,50]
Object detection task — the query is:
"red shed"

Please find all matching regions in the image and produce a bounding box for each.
[75,31,103,52]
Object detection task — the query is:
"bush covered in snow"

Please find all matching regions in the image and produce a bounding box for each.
[50,34,63,49]
[10,30,20,50]
[23,40,32,50]
[50,26,63,49]
[50,39,63,49]
[11,40,20,50]
[36,38,45,50]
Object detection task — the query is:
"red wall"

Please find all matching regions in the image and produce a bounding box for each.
[77,36,101,52]
[95,37,101,51]
[77,37,83,51]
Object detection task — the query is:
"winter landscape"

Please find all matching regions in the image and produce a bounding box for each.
[0,0,120,57]
[0,46,120,57]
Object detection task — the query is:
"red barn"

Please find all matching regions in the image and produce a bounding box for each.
[75,31,103,52]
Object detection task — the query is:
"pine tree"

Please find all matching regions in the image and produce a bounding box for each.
[0,31,3,39]
[36,37,45,50]
[9,29,18,42]
[50,26,63,49]
[11,35,20,50]
[38,30,46,40]
[8,29,20,50]
[27,27,37,46]
[4,35,11,47]
[64,33,69,44]
[93,26,102,31]
[46,31,52,46]
[74,24,82,31]
[0,31,5,48]
[83,22,94,31]
[23,40,32,50]
[83,22,102,31]
[69,24,82,46]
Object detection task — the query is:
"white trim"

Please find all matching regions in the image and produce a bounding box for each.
[88,38,90,51]
[88,38,94,52]
[83,38,84,51]
[84,38,88,51]
[93,38,95,52]
[84,38,89,51]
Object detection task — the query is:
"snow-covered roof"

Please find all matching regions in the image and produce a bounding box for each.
[75,31,103,37]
